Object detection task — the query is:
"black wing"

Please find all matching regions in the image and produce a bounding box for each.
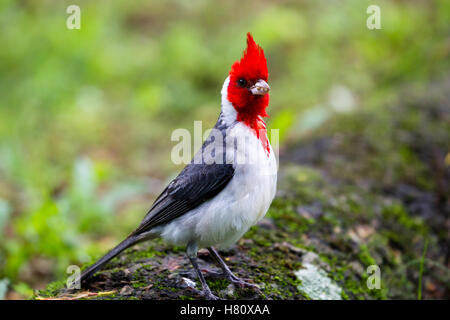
[132,162,234,235]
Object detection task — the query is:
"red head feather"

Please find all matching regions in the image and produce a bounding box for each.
[227,33,270,154]
[229,33,268,86]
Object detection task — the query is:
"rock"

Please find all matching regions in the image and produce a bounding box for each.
[37,81,450,300]
[273,241,304,254]
[295,263,342,300]
[120,285,133,296]
[180,277,196,290]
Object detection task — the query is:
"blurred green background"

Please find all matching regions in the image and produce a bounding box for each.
[0,0,448,298]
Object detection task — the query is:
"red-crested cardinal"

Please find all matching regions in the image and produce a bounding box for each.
[78,33,277,300]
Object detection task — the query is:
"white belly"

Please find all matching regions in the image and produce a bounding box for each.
[159,123,277,249]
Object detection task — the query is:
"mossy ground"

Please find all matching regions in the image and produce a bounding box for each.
[37,80,450,300]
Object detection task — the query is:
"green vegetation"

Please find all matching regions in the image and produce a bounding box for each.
[0,0,449,299]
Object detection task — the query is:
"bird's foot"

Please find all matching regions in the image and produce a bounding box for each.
[187,281,220,300]
[201,288,220,300]
[228,275,260,290]
[224,273,263,295]
[203,268,261,293]
[200,268,224,279]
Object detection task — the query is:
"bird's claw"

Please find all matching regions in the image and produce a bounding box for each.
[228,275,262,294]
[202,289,220,300]
[230,278,259,289]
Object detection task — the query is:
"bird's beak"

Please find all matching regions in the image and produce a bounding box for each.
[250,79,270,96]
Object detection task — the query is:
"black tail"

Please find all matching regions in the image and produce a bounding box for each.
[79,235,140,285]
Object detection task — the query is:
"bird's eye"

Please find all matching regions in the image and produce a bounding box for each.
[237,78,247,87]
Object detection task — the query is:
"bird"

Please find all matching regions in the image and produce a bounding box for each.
[77,32,277,300]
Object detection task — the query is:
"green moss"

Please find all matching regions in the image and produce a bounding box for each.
[35,279,65,298]
[207,278,229,293]
[132,281,148,289]
[381,203,427,235]
[358,244,377,267]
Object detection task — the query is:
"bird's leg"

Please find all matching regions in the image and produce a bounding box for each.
[186,243,219,300]
[208,247,261,292]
